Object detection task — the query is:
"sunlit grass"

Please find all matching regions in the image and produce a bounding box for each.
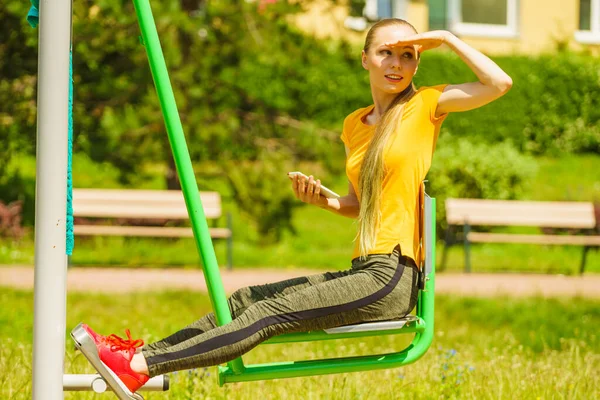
[1,289,599,399]
[2,225,600,274]
[527,154,600,202]
[1,154,599,274]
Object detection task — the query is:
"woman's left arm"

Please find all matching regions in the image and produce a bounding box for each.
[435,31,513,117]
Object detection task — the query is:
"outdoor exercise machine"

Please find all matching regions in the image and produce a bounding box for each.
[31,0,437,399]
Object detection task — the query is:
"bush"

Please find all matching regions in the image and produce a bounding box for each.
[413,52,600,155]
[224,147,299,245]
[244,48,600,155]
[427,134,538,234]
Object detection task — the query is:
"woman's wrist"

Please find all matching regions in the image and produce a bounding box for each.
[319,197,337,211]
[321,196,361,218]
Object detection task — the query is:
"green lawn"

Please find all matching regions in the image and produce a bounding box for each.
[1,154,599,274]
[1,288,598,399]
[527,155,600,202]
[3,221,599,274]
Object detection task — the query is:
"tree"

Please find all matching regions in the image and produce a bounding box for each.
[0,1,40,224]
[2,0,364,242]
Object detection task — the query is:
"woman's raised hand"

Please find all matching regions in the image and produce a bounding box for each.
[385,30,451,54]
[288,173,328,207]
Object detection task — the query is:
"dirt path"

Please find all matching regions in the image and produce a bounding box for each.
[2,265,599,298]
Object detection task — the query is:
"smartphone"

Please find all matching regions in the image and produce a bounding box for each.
[287,171,341,199]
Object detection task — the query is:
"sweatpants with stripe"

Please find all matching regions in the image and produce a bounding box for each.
[141,246,419,377]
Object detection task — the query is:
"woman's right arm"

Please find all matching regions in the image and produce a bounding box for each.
[289,146,360,218]
[321,181,360,218]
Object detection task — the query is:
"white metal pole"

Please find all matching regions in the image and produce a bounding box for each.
[32,0,72,397]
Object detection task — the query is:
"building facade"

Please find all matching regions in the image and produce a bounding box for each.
[292,0,600,54]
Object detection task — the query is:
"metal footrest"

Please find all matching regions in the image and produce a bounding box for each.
[71,323,144,400]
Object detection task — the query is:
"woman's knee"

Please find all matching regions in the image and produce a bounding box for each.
[228,286,258,316]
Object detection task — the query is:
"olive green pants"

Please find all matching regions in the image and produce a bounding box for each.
[142,246,419,377]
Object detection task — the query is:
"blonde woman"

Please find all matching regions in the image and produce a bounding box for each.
[79,18,511,393]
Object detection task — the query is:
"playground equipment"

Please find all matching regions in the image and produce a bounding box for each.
[31,0,436,398]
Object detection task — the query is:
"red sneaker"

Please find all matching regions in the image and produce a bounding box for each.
[82,324,149,393]
[81,324,108,346]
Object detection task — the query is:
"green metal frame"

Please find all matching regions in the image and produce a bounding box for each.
[132,0,436,386]
[218,198,435,384]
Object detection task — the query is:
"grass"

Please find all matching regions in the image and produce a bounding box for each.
[527,155,600,202]
[2,228,599,275]
[1,288,598,399]
[1,154,599,274]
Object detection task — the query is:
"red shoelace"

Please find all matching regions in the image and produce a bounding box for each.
[105,329,144,353]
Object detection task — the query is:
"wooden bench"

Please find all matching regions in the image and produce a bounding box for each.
[72,188,233,269]
[441,199,600,274]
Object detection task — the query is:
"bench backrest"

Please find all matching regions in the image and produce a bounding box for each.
[445,198,596,228]
[73,189,222,219]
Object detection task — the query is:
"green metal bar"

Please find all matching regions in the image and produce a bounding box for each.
[218,336,422,385]
[218,198,437,385]
[131,0,244,373]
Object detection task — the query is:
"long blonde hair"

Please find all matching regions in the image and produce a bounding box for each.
[357,18,418,259]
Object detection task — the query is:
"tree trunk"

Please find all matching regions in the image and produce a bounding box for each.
[166,154,181,190]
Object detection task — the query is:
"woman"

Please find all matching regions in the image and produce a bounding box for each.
[81,18,512,392]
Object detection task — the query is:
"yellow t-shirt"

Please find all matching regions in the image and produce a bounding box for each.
[341,84,449,263]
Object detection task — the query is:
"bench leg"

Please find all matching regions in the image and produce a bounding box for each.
[227,212,233,271]
[440,226,454,272]
[580,246,590,275]
[463,223,471,274]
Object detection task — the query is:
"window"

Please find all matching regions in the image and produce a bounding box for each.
[364,0,408,21]
[576,0,600,44]
[346,0,408,31]
[429,0,448,30]
[448,0,519,38]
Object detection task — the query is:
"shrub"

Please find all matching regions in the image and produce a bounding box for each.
[415,52,600,155]
[427,134,538,234]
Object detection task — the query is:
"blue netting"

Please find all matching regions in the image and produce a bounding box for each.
[27,0,39,27]
[66,53,74,255]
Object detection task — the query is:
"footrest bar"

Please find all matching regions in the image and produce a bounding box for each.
[63,374,169,392]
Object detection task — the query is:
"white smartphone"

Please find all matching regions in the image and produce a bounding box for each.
[287,172,341,199]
